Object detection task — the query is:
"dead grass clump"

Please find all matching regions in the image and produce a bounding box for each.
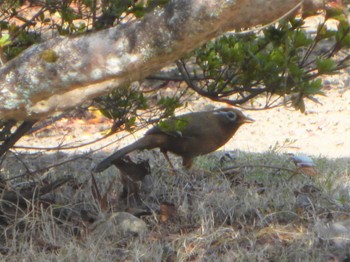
[1,150,350,261]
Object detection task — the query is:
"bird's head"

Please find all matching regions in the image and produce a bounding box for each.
[214,108,254,126]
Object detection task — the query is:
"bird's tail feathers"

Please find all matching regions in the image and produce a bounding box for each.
[93,135,162,172]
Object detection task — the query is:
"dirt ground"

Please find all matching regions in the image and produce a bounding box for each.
[226,86,350,158]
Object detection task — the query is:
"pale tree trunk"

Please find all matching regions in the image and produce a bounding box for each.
[0,0,324,120]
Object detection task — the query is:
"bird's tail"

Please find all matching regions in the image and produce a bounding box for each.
[93,135,163,172]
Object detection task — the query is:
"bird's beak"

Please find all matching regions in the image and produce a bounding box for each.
[242,116,254,123]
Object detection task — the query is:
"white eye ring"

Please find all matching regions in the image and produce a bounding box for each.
[214,110,237,121]
[226,111,237,121]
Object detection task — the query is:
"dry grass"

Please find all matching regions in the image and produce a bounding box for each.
[1,148,350,261]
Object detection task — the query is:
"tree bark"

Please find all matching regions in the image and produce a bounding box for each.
[0,0,324,120]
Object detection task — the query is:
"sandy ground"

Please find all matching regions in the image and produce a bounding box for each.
[226,88,350,158]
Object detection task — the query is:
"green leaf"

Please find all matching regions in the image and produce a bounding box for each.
[288,62,303,78]
[316,24,336,40]
[341,34,350,47]
[289,17,304,29]
[157,97,182,116]
[132,3,145,18]
[303,79,323,95]
[326,7,346,20]
[158,117,190,134]
[293,30,312,48]
[316,58,335,74]
[337,20,350,36]
[270,49,285,65]
[0,34,11,47]
[125,116,136,132]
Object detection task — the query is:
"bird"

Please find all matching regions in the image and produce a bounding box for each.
[94,108,254,172]
[111,156,151,182]
[288,153,317,177]
[111,156,151,204]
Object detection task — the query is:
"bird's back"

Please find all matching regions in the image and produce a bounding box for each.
[145,110,239,157]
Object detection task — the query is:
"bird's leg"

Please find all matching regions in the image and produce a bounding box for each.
[182,157,193,169]
[161,151,177,175]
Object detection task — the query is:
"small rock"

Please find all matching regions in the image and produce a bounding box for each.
[91,211,148,238]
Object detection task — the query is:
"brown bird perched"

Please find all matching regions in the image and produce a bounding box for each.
[94,108,253,172]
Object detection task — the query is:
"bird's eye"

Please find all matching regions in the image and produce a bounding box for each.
[226,111,237,121]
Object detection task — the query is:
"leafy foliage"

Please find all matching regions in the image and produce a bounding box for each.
[156,97,183,118]
[0,0,170,60]
[93,85,148,132]
[182,6,350,112]
[158,116,190,134]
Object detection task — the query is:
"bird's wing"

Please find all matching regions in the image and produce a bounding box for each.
[146,114,206,138]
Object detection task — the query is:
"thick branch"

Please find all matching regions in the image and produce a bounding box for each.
[0,0,324,120]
